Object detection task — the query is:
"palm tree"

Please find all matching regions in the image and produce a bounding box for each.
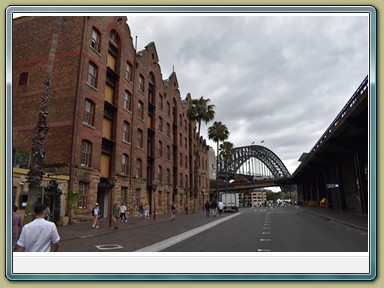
[187,96,215,211]
[24,16,62,224]
[208,121,229,200]
[220,141,235,194]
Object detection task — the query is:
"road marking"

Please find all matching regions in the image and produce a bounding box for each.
[262,232,271,235]
[80,234,97,239]
[263,226,271,229]
[260,239,271,242]
[96,244,123,250]
[135,213,241,252]
[257,249,271,252]
[263,223,271,226]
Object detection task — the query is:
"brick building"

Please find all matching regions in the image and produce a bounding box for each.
[12,16,210,221]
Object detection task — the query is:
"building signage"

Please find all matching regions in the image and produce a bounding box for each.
[326,184,339,188]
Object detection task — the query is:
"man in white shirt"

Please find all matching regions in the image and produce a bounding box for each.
[15,203,60,252]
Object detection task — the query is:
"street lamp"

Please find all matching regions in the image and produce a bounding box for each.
[151,183,158,221]
[107,178,117,228]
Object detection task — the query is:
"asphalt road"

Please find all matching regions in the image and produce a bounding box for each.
[161,206,368,252]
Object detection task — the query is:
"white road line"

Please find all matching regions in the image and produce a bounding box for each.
[260,239,271,242]
[96,244,123,250]
[135,213,241,252]
[257,249,271,252]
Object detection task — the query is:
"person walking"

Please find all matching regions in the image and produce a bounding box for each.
[144,203,150,220]
[113,203,120,230]
[171,203,176,221]
[204,201,211,217]
[91,203,101,228]
[211,200,218,217]
[184,203,188,215]
[217,200,224,216]
[139,203,144,219]
[12,205,22,250]
[119,203,127,223]
[15,203,60,252]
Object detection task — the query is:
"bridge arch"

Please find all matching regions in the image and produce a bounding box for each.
[217,145,291,179]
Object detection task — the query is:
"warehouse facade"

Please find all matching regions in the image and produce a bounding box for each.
[12,16,210,221]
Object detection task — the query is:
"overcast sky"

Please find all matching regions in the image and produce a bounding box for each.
[126,13,369,174]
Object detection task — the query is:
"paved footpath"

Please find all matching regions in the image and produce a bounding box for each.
[57,205,369,252]
[57,209,233,252]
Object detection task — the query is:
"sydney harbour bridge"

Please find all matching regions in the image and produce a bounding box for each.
[214,144,293,193]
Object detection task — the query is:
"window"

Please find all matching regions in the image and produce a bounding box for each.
[158,141,163,157]
[123,121,130,143]
[158,117,163,133]
[185,137,187,149]
[78,182,88,209]
[148,73,155,104]
[185,155,188,168]
[81,140,92,166]
[166,169,171,184]
[137,129,143,148]
[137,101,144,119]
[135,188,141,207]
[121,187,128,203]
[87,62,98,88]
[139,74,145,92]
[166,123,171,138]
[180,153,183,166]
[83,99,95,126]
[179,133,182,146]
[184,120,187,130]
[125,62,133,82]
[180,173,183,186]
[136,158,142,178]
[18,72,28,86]
[91,27,101,52]
[159,94,164,110]
[166,145,171,161]
[122,153,129,175]
[124,90,132,111]
[158,166,163,182]
[166,102,171,116]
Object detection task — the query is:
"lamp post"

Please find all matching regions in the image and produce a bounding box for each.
[151,183,158,221]
[107,178,117,228]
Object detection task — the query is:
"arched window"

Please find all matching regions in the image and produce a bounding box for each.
[125,62,133,82]
[148,72,155,104]
[81,140,92,166]
[122,153,129,175]
[91,27,101,52]
[123,121,130,142]
[83,99,95,126]
[136,158,143,178]
[87,61,98,88]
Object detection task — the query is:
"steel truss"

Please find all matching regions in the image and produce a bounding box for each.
[218,145,291,179]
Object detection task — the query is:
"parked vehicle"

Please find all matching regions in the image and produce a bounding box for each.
[221,193,239,212]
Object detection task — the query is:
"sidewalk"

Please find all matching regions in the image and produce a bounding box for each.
[57,209,209,242]
[296,205,369,231]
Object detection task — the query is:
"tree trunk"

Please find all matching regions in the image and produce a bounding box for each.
[24,17,62,224]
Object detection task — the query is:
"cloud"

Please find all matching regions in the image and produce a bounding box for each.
[127,13,369,173]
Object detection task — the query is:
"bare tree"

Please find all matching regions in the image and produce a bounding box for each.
[24,17,62,224]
